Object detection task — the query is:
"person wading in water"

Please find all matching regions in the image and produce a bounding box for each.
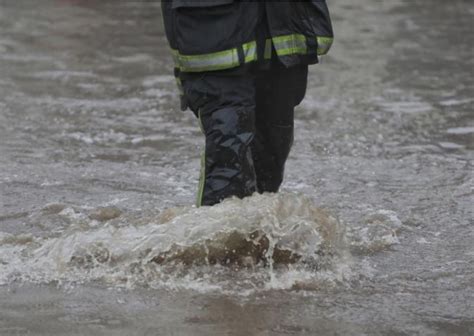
[161,0,334,206]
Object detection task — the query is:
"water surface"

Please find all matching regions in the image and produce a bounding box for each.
[0,0,473,335]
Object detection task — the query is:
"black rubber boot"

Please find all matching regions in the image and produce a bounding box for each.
[182,68,258,206]
[253,63,308,193]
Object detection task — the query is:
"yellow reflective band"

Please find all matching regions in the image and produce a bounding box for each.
[272,34,307,57]
[196,149,206,207]
[242,41,258,63]
[170,35,333,74]
[171,41,258,73]
[196,109,206,207]
[264,38,272,60]
[272,34,334,57]
[316,36,334,55]
[178,49,240,73]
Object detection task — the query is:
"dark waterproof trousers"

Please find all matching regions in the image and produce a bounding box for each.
[182,62,308,206]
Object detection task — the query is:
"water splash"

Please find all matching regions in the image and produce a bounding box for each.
[348,209,402,255]
[0,193,403,293]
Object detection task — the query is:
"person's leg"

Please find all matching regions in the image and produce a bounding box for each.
[252,63,308,193]
[182,68,257,206]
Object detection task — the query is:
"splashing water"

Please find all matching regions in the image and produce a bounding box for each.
[0,193,404,294]
[1,0,472,333]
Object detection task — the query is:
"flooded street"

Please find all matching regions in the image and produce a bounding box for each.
[0,0,473,335]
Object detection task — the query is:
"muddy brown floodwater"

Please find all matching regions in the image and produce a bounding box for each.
[0,0,473,335]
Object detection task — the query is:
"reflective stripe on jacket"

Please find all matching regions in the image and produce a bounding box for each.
[162,0,334,73]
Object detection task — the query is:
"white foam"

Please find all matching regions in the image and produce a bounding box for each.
[446,127,474,135]
[438,142,465,150]
[348,210,402,254]
[0,193,352,292]
[378,101,433,114]
[0,194,404,293]
[439,98,473,107]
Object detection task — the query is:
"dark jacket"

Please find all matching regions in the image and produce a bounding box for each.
[161,0,334,73]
